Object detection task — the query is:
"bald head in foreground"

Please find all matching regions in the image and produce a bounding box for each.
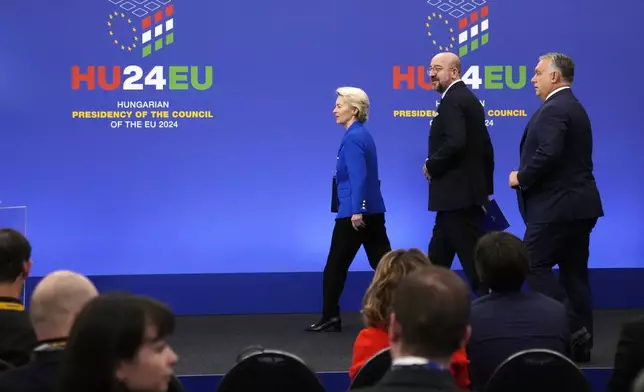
[0,270,98,392]
[30,270,99,342]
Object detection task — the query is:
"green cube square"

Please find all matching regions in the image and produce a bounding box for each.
[155,39,163,51]
[481,32,489,45]
[471,38,479,51]
[142,45,152,57]
[165,32,174,45]
[459,45,468,57]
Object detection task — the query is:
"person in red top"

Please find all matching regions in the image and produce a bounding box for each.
[349,248,470,390]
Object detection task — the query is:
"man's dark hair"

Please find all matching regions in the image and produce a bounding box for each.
[391,266,471,359]
[0,228,31,283]
[474,231,529,292]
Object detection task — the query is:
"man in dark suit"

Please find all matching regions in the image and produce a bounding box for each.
[356,266,471,392]
[467,231,570,391]
[509,52,603,362]
[424,52,494,297]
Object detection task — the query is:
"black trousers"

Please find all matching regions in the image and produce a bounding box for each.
[428,206,487,296]
[322,213,391,319]
[523,218,598,344]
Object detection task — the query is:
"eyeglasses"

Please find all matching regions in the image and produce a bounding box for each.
[427,66,455,76]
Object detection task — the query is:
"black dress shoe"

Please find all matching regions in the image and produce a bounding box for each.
[571,327,592,363]
[305,316,342,332]
[573,344,591,363]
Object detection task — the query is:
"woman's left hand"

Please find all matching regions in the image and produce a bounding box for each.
[351,214,365,230]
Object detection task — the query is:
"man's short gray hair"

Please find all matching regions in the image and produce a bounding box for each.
[540,52,574,83]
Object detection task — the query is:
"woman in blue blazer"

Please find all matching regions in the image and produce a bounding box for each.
[306,87,392,332]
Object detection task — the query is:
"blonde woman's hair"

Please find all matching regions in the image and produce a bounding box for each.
[336,86,370,123]
[361,248,431,328]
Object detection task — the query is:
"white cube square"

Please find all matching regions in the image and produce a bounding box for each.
[165,18,174,31]
[142,30,152,44]
[481,19,489,31]
[470,24,479,37]
[155,24,163,37]
[458,31,468,44]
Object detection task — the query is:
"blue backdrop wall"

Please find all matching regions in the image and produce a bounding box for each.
[1,0,642,313]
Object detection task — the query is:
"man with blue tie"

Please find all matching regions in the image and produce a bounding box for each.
[306,87,392,333]
[509,52,604,362]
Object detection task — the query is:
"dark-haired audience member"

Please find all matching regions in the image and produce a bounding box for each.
[356,266,472,392]
[467,231,570,391]
[607,314,644,392]
[350,249,470,389]
[0,228,37,367]
[56,293,179,392]
[0,270,98,392]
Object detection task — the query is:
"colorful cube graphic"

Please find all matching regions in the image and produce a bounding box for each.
[106,0,174,57]
[140,5,174,57]
[426,0,488,57]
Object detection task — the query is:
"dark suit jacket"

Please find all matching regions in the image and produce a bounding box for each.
[517,88,603,223]
[425,81,494,211]
[334,121,386,219]
[467,291,571,391]
[356,366,462,392]
[0,297,37,367]
[607,314,644,392]
[0,349,63,392]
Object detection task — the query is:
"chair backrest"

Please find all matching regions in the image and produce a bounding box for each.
[485,349,591,392]
[350,347,392,390]
[217,347,325,392]
[167,375,185,392]
[0,358,13,373]
[632,368,644,392]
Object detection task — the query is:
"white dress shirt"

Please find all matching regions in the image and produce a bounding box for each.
[392,356,430,366]
[546,86,570,100]
[441,79,462,99]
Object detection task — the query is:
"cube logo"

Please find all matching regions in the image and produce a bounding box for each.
[425,0,489,57]
[106,0,174,58]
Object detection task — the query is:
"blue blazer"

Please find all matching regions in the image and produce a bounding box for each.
[333,121,386,219]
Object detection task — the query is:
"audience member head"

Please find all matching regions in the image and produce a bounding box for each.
[334,86,370,128]
[532,52,574,101]
[361,248,431,329]
[57,293,178,392]
[428,52,462,94]
[0,228,32,298]
[30,270,98,342]
[388,266,471,365]
[474,231,529,293]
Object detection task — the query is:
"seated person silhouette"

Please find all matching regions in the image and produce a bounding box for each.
[350,248,470,389]
[467,231,570,391]
[354,265,472,392]
[0,270,98,392]
[56,293,179,392]
[0,228,37,367]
